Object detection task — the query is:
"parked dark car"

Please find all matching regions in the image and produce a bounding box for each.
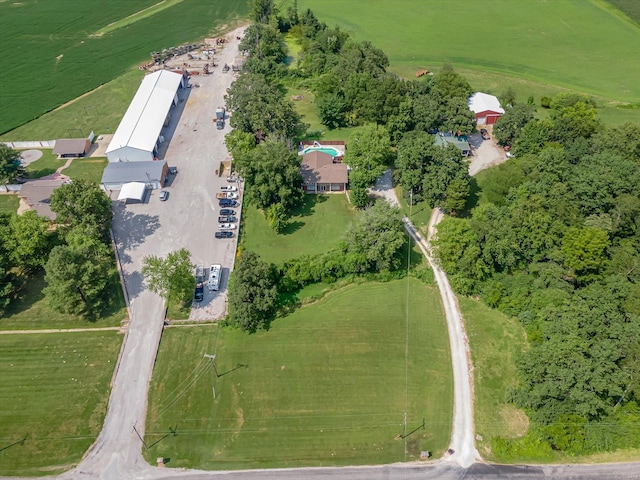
[215,231,234,239]
[219,208,236,216]
[480,128,490,140]
[218,216,237,223]
[194,282,204,302]
[218,199,239,207]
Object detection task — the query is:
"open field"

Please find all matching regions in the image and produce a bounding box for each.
[144,279,452,469]
[93,0,186,37]
[23,150,64,179]
[0,270,126,330]
[0,0,249,135]
[0,195,19,215]
[458,297,529,460]
[296,0,640,121]
[0,331,122,477]
[242,194,357,265]
[64,157,108,184]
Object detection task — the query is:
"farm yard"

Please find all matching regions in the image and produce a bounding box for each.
[0,0,249,135]
[294,0,640,123]
[144,279,452,469]
[0,331,123,476]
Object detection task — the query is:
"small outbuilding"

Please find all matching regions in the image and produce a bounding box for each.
[101,160,168,191]
[434,133,472,156]
[300,151,348,193]
[468,92,505,125]
[52,138,91,158]
[117,182,147,203]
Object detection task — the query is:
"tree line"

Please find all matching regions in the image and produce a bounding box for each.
[434,93,640,457]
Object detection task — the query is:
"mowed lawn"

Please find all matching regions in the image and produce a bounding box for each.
[23,149,64,179]
[0,270,126,330]
[144,279,453,469]
[64,157,108,184]
[0,331,122,476]
[0,195,19,215]
[458,297,529,460]
[242,194,357,265]
[0,0,249,135]
[296,0,640,105]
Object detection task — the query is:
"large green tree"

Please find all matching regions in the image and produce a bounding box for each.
[344,124,392,188]
[236,140,303,212]
[225,73,304,141]
[228,250,278,332]
[142,249,194,305]
[0,144,25,185]
[493,103,535,147]
[50,179,112,241]
[6,210,51,271]
[340,200,405,272]
[43,239,113,318]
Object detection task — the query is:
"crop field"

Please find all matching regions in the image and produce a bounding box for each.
[0,331,122,476]
[295,0,640,108]
[144,279,452,469]
[0,0,249,135]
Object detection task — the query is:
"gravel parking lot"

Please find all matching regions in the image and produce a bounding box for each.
[111,32,245,322]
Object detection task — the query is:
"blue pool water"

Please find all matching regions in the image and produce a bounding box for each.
[301,146,341,157]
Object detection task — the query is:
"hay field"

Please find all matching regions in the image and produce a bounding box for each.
[296,0,640,107]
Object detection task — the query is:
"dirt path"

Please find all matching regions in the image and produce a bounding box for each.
[467,128,509,176]
[0,326,122,335]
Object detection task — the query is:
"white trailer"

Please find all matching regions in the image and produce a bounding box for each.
[208,264,222,291]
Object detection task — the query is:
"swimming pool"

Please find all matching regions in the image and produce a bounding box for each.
[301,146,342,157]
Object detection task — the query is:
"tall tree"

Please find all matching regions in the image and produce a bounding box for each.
[0,144,25,185]
[493,103,535,147]
[228,251,278,332]
[142,249,194,305]
[50,179,112,241]
[43,240,113,318]
[344,124,392,188]
[7,210,51,271]
[340,200,405,272]
[250,0,277,24]
[236,140,303,211]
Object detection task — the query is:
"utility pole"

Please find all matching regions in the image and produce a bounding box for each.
[204,353,218,399]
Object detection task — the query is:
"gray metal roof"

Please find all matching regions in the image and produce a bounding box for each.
[101,160,166,184]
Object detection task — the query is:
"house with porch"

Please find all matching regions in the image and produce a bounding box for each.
[300,151,348,193]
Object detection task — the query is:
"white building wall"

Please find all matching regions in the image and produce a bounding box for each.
[106,146,154,163]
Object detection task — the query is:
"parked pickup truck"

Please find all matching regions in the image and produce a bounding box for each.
[216,192,236,199]
[218,216,237,223]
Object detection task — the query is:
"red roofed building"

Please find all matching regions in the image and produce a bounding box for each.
[468,92,505,125]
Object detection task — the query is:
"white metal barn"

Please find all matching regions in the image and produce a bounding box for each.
[105,70,184,163]
[468,92,505,125]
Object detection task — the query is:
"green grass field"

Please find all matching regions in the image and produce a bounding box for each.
[242,194,357,265]
[144,279,452,469]
[0,0,249,135]
[23,150,64,179]
[0,195,19,215]
[458,297,529,460]
[0,270,126,330]
[0,331,122,476]
[295,0,640,123]
[64,157,108,184]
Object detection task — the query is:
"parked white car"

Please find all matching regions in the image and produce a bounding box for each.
[225,192,239,199]
[218,223,237,230]
[220,185,238,192]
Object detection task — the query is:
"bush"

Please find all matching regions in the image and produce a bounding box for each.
[540,96,552,108]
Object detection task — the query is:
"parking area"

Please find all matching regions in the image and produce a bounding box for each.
[468,126,509,175]
[111,28,246,321]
